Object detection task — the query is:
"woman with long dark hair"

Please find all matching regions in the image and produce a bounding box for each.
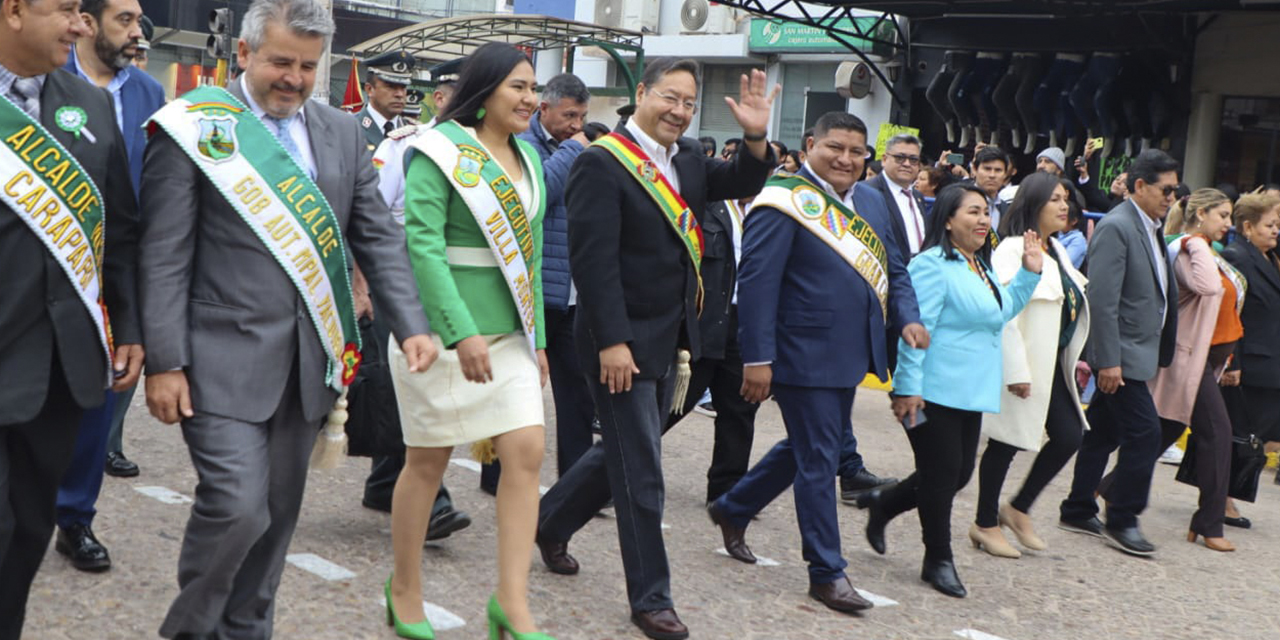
[970,173,1090,559]
[856,183,1042,597]
[386,43,554,639]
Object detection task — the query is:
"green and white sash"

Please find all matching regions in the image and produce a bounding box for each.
[0,92,111,383]
[148,86,360,392]
[410,120,542,356]
[750,174,889,319]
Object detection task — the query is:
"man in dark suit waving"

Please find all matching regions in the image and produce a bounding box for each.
[139,1,435,636]
[707,112,926,614]
[0,1,144,635]
[536,58,776,640]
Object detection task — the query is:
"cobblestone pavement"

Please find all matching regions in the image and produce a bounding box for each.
[22,386,1280,640]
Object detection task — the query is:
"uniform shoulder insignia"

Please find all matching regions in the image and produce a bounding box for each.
[362,116,373,128]
[387,123,420,140]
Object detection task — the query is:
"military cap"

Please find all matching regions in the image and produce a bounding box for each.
[428,57,466,86]
[365,50,415,86]
[138,15,154,50]
[404,88,425,117]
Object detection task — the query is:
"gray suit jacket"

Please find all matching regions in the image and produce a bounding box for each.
[139,81,429,424]
[1084,199,1178,381]
[0,69,139,424]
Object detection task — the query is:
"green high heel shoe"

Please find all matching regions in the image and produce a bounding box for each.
[385,576,435,640]
[486,594,556,640]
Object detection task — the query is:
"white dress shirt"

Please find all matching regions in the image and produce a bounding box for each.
[888,177,926,255]
[367,105,400,135]
[240,76,317,179]
[1135,201,1169,321]
[70,46,127,132]
[625,119,681,193]
[803,161,855,208]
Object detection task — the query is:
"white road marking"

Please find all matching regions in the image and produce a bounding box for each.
[379,597,466,631]
[714,548,781,566]
[134,486,192,505]
[285,553,356,581]
[855,589,898,607]
[955,629,1010,640]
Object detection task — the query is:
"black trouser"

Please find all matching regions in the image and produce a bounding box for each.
[1098,344,1235,537]
[361,312,453,517]
[666,308,758,503]
[1061,379,1162,530]
[878,403,982,561]
[538,366,677,613]
[976,363,1083,528]
[0,356,82,639]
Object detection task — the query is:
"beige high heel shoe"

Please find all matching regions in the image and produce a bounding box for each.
[969,524,1021,558]
[1187,531,1236,552]
[999,503,1047,551]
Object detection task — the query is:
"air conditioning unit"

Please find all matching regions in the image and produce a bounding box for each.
[595,0,659,33]
[680,0,738,34]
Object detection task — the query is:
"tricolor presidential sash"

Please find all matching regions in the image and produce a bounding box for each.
[0,92,112,383]
[148,86,360,392]
[410,120,542,356]
[593,132,705,311]
[750,174,889,319]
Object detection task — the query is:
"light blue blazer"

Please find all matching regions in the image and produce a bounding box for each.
[893,245,1041,413]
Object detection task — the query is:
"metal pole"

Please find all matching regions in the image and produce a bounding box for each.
[315,0,333,104]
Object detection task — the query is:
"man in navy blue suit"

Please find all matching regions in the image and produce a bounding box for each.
[707,112,928,614]
[53,0,164,573]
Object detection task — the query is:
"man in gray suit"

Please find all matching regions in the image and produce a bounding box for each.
[1059,149,1180,557]
[139,1,436,637]
[0,3,144,636]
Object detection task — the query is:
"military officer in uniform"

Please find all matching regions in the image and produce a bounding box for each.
[354,49,413,153]
[402,88,424,123]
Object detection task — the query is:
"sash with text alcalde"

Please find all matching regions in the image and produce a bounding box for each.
[0,92,112,384]
[750,174,889,319]
[411,120,542,356]
[148,85,360,392]
[592,132,705,311]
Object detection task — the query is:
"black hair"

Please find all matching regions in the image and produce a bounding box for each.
[785,150,801,168]
[866,160,882,174]
[812,111,868,140]
[640,58,701,88]
[1126,149,1180,193]
[1214,182,1241,204]
[999,172,1066,238]
[972,145,1010,170]
[80,0,109,20]
[723,137,742,149]
[699,135,716,155]
[770,140,789,157]
[436,43,531,128]
[923,183,993,264]
[542,73,590,105]
[583,121,610,142]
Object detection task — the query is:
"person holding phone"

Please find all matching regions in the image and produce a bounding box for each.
[971,174,1091,559]
[855,183,1042,598]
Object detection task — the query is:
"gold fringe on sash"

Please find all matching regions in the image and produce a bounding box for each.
[310,390,349,470]
[670,349,692,414]
[471,438,498,464]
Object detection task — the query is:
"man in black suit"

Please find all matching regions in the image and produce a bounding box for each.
[0,2,144,635]
[536,58,776,640]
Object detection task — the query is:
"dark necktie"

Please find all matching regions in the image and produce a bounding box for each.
[383,120,394,135]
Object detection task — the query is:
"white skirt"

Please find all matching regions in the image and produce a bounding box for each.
[389,332,544,448]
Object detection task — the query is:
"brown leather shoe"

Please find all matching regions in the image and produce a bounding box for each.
[707,501,755,564]
[630,608,689,640]
[808,577,874,614]
[535,532,579,575]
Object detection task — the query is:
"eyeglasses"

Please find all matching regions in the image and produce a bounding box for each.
[886,152,922,166]
[651,90,698,114]
[1158,185,1178,197]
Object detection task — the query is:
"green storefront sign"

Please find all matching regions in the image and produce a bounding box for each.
[749,17,893,54]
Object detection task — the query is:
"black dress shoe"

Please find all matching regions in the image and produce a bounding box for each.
[425,507,471,541]
[536,532,579,575]
[55,524,111,572]
[920,558,967,598]
[630,608,689,640]
[104,451,140,478]
[840,468,898,503]
[1103,526,1156,556]
[707,501,755,564]
[854,489,888,555]
[1224,515,1252,529]
[808,576,873,613]
[1057,516,1105,537]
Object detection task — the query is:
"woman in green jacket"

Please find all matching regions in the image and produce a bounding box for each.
[385,43,552,640]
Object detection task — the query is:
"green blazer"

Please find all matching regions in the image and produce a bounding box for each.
[404,133,546,349]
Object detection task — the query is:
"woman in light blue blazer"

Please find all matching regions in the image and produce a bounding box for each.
[855,183,1043,598]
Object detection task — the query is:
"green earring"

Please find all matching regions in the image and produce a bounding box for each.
[476,107,486,120]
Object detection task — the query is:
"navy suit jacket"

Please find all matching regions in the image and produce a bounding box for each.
[738,167,920,388]
[64,52,166,194]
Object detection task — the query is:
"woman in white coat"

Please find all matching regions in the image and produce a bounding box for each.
[970,173,1091,558]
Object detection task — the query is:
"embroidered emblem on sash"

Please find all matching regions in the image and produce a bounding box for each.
[196,116,237,163]
[793,186,825,219]
[454,144,485,188]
